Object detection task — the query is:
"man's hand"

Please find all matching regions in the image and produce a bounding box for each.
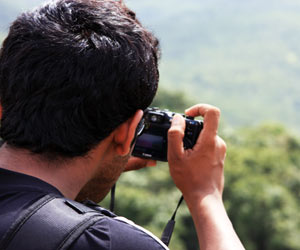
[124,157,156,172]
[168,104,245,250]
[168,104,226,202]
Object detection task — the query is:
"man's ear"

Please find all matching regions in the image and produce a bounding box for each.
[113,110,143,156]
[0,104,2,119]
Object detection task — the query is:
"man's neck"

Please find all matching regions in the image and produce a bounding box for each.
[0,143,98,199]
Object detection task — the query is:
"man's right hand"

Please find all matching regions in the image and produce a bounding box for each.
[167,104,226,203]
[167,104,245,250]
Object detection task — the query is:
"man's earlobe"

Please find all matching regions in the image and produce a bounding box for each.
[114,122,130,155]
[113,110,143,156]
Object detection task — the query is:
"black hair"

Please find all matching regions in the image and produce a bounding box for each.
[0,0,160,158]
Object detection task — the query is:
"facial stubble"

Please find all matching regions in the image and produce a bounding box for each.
[75,154,130,203]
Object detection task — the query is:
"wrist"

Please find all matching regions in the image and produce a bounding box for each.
[184,191,225,217]
[183,188,222,205]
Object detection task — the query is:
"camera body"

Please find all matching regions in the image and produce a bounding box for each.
[132,107,203,161]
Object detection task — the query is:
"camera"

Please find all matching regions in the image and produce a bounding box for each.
[132,107,203,161]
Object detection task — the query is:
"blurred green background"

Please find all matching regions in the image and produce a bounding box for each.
[1,0,300,249]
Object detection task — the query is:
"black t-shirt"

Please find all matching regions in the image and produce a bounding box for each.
[0,168,168,250]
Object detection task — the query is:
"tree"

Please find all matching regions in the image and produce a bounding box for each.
[224,124,300,250]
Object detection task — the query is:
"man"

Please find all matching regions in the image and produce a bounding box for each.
[0,0,245,249]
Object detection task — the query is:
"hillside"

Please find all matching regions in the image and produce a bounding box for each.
[1,0,300,132]
[126,0,300,131]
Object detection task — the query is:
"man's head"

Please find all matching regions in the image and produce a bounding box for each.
[0,0,160,160]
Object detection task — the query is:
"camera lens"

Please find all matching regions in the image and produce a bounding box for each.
[150,115,158,122]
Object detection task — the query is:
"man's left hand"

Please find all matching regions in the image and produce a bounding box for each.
[124,157,156,172]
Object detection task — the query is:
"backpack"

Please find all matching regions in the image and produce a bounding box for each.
[0,193,115,250]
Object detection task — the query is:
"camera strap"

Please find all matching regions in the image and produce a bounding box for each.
[109,184,184,247]
[161,195,184,246]
[110,184,116,212]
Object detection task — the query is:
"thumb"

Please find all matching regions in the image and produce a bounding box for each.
[168,114,186,161]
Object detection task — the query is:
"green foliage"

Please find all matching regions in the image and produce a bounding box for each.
[224,124,300,250]
[151,88,194,112]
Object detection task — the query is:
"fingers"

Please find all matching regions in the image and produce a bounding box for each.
[168,114,186,160]
[185,104,220,136]
[124,157,156,172]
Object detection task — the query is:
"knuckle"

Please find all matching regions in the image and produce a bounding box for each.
[205,136,226,152]
[217,136,227,152]
[208,107,221,117]
[220,140,227,152]
[168,127,184,139]
[169,152,184,162]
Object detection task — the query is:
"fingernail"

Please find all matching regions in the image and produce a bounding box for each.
[185,108,191,114]
[172,115,181,125]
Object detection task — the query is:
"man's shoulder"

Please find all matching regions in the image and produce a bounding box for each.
[0,190,168,250]
[70,215,169,250]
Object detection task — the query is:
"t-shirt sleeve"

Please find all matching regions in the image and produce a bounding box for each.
[69,216,169,250]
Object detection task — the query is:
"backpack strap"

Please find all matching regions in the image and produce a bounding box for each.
[0,193,108,250]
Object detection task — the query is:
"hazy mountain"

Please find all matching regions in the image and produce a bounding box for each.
[1,0,300,132]
[126,0,300,131]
